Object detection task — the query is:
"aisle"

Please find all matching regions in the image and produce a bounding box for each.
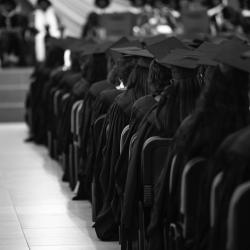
[0,123,119,250]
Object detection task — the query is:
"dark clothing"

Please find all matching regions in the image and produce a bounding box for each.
[209,126,250,250]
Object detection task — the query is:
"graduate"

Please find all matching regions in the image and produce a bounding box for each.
[120,46,204,247]
[203,38,250,250]
[74,40,142,195]
[27,38,65,144]
[93,48,153,240]
[147,38,250,250]
[113,37,189,227]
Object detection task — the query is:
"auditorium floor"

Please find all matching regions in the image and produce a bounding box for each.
[0,123,119,250]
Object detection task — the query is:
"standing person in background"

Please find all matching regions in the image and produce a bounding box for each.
[0,0,29,66]
[81,12,105,42]
[34,0,60,63]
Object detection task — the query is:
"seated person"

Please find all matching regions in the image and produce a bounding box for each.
[0,0,29,66]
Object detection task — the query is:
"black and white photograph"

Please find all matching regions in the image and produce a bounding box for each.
[0,0,249,249]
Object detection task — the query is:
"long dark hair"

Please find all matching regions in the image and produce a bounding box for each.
[155,66,202,137]
[126,63,150,99]
[180,66,249,158]
[80,53,107,84]
[147,60,172,96]
[117,56,138,86]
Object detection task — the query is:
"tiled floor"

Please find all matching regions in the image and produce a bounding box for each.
[0,123,119,250]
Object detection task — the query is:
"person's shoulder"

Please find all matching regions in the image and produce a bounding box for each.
[133,95,156,110]
[89,80,114,96]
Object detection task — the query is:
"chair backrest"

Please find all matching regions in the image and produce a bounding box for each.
[180,157,207,239]
[210,172,223,228]
[75,100,84,136]
[169,154,178,195]
[93,114,107,145]
[227,182,250,250]
[71,100,83,134]
[53,89,62,116]
[120,125,130,154]
[129,133,137,161]
[141,136,172,207]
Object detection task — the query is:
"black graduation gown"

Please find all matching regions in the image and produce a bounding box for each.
[94,89,138,241]
[79,80,115,171]
[121,99,176,242]
[112,95,157,221]
[75,80,115,198]
[208,126,250,250]
[147,108,250,250]
[75,87,122,200]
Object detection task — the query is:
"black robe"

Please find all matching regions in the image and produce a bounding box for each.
[76,88,123,200]
[75,80,116,198]
[209,126,250,250]
[94,89,137,241]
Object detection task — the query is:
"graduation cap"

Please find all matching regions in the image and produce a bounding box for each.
[141,34,167,46]
[80,41,115,56]
[111,46,153,58]
[108,39,143,61]
[215,39,250,73]
[146,37,190,60]
[158,48,200,69]
[191,41,221,66]
[111,46,153,68]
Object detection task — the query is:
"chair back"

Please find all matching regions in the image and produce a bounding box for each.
[180,157,207,239]
[227,182,250,250]
[141,136,172,208]
[120,125,130,154]
[210,172,223,228]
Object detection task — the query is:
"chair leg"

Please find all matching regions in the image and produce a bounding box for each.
[73,143,79,187]
[47,131,52,156]
[91,181,96,222]
[69,144,75,190]
[138,201,145,250]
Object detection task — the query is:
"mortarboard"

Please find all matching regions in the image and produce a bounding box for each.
[215,39,250,73]
[158,48,200,69]
[108,39,143,61]
[141,34,167,46]
[111,46,153,58]
[146,37,189,60]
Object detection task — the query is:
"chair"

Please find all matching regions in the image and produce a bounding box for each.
[60,93,71,178]
[180,158,207,240]
[120,133,138,250]
[47,89,61,158]
[227,181,250,250]
[92,114,107,222]
[73,101,84,189]
[210,172,223,228]
[140,137,172,250]
[120,125,130,154]
[68,100,83,190]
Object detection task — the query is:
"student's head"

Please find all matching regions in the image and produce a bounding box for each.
[126,62,150,99]
[80,53,107,84]
[1,0,17,12]
[155,65,202,136]
[37,0,51,11]
[147,60,172,96]
[116,56,138,86]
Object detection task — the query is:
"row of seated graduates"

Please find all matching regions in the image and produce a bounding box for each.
[25,33,250,250]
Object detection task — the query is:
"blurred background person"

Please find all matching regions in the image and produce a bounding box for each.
[0,0,29,66]
[34,0,60,63]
